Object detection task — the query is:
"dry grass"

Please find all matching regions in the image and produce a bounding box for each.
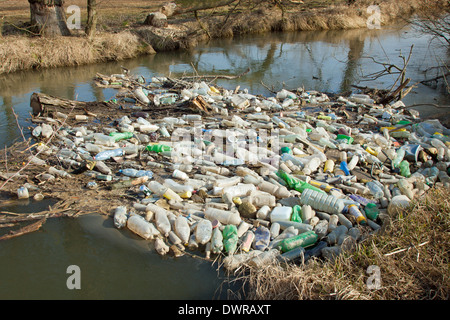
[0,0,447,74]
[0,31,155,74]
[236,187,450,300]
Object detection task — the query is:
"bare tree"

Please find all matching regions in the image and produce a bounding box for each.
[85,0,98,39]
[28,0,71,36]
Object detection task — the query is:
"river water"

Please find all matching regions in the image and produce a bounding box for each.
[0,23,448,299]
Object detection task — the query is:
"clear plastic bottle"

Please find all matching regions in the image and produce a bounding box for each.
[195,219,213,245]
[366,180,384,199]
[174,215,190,244]
[127,214,160,240]
[302,157,321,175]
[94,148,123,161]
[17,186,29,199]
[347,204,367,225]
[119,168,153,179]
[300,188,346,215]
[211,227,224,254]
[392,147,406,168]
[164,179,194,194]
[204,207,242,225]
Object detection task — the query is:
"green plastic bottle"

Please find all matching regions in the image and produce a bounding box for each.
[399,160,411,177]
[276,170,325,194]
[222,225,238,255]
[278,231,318,252]
[146,144,172,153]
[109,132,133,141]
[364,203,379,220]
[290,205,302,223]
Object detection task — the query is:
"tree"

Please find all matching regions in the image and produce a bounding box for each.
[28,0,71,36]
[85,0,97,39]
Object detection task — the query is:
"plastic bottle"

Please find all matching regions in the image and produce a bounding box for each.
[240,231,255,252]
[302,157,321,175]
[127,214,160,240]
[155,238,170,256]
[48,166,72,178]
[164,179,194,194]
[195,219,213,245]
[109,132,133,141]
[278,231,319,252]
[277,170,325,194]
[392,147,406,168]
[172,169,189,181]
[290,205,302,223]
[346,204,367,225]
[399,160,411,178]
[146,144,172,153]
[174,215,190,244]
[204,207,241,225]
[113,206,128,229]
[364,203,379,220]
[253,225,271,251]
[340,161,350,176]
[222,225,239,255]
[300,188,345,215]
[119,168,154,179]
[147,180,183,202]
[347,155,359,171]
[248,249,280,268]
[324,159,335,174]
[300,204,314,223]
[397,179,414,200]
[366,180,384,199]
[94,148,123,161]
[154,211,171,237]
[211,227,224,254]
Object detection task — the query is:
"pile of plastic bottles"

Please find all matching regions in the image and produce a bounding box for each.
[24,76,450,270]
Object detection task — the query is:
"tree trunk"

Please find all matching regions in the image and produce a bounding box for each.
[85,0,97,39]
[28,0,71,36]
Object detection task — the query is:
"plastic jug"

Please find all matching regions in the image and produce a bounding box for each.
[253,226,271,251]
[270,206,292,222]
[113,206,128,229]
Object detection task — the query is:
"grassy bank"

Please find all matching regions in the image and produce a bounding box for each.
[237,186,449,300]
[0,0,448,75]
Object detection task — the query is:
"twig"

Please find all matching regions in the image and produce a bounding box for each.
[384,241,429,257]
[0,105,76,190]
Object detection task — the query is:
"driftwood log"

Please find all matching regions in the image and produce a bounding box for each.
[0,218,46,241]
[30,92,117,116]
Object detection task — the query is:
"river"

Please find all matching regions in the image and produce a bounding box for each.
[0,22,448,299]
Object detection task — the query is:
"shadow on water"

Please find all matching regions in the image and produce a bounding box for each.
[0,23,449,299]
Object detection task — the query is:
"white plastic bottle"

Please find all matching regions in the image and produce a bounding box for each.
[155,211,171,237]
[173,169,189,181]
[164,179,194,194]
[204,207,242,225]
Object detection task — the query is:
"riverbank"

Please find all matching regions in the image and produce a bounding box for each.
[240,186,449,300]
[0,0,448,75]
